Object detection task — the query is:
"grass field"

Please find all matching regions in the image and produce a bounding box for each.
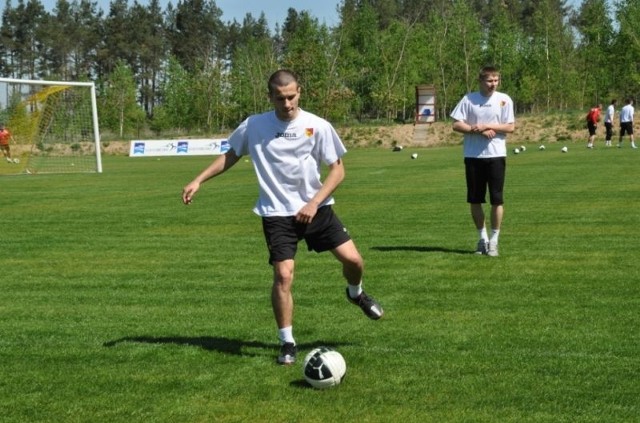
[1,145,638,422]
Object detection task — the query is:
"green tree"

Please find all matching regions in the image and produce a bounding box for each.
[572,0,614,106]
[227,17,277,123]
[165,0,223,72]
[281,9,336,118]
[100,60,144,137]
[527,0,574,111]
[152,57,194,131]
[370,17,419,122]
[336,1,380,119]
[612,0,640,97]
[40,0,74,79]
[98,0,133,76]
[129,0,166,117]
[2,0,49,79]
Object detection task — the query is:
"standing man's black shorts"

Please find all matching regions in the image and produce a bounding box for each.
[464,157,506,205]
[620,121,634,136]
[261,205,351,264]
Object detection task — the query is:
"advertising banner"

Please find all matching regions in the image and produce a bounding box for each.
[129,139,230,157]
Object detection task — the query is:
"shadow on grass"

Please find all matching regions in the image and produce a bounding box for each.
[371,245,471,254]
[103,336,352,359]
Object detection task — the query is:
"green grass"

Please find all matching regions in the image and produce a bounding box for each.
[1,145,638,422]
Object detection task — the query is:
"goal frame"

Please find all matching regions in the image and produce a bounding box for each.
[0,77,103,173]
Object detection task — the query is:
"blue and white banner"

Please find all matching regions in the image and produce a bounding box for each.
[129,139,230,157]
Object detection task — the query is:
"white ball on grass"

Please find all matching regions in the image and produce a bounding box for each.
[513,148,520,154]
[561,146,568,153]
[303,347,347,389]
[411,153,418,159]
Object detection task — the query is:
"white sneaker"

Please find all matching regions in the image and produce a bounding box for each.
[488,242,499,257]
[6,158,11,163]
[633,145,638,149]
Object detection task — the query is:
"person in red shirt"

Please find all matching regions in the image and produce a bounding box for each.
[586,104,602,148]
[0,123,16,163]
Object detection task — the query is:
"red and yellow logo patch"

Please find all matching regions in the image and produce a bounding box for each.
[305,128,314,137]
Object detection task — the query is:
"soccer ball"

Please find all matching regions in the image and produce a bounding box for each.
[303,347,346,389]
[513,148,520,154]
[561,146,568,153]
[12,158,19,163]
[539,145,546,150]
[411,153,418,159]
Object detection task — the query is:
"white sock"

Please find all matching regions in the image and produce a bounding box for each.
[278,326,295,345]
[348,282,363,299]
[490,229,500,243]
[478,227,488,242]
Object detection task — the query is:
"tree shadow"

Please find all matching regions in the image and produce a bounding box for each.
[103,335,351,360]
[371,245,471,254]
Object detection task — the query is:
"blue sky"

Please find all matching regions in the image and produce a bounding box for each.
[38,0,586,29]
[39,0,341,29]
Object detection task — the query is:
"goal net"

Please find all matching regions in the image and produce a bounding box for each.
[0,78,102,175]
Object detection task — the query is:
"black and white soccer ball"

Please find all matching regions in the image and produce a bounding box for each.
[303,347,346,389]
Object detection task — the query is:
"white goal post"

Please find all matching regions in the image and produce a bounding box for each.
[0,77,102,174]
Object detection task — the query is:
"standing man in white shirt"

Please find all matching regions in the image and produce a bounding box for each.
[618,98,637,148]
[182,69,383,366]
[450,66,516,257]
[604,99,617,147]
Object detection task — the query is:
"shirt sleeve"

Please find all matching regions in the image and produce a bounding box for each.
[227,118,250,156]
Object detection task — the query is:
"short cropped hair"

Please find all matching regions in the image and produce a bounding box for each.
[268,69,299,94]
[479,66,500,80]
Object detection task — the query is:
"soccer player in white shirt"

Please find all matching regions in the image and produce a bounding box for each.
[618,98,637,148]
[182,69,383,365]
[450,66,515,257]
[604,99,617,147]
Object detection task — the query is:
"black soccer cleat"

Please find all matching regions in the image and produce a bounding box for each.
[346,288,384,320]
[278,342,297,365]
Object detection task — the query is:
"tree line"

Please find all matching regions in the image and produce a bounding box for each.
[0,0,636,137]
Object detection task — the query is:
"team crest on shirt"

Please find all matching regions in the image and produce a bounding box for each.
[500,101,506,107]
[305,128,314,137]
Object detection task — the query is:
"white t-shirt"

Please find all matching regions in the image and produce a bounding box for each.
[228,109,346,217]
[619,104,634,123]
[604,104,615,123]
[450,91,515,158]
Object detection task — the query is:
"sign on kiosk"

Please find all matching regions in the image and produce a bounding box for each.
[129,139,230,157]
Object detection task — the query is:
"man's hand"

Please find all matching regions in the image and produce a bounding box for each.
[182,181,200,205]
[295,202,319,224]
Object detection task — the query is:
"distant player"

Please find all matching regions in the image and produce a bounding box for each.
[586,103,602,149]
[0,123,16,163]
[618,98,637,149]
[604,99,617,147]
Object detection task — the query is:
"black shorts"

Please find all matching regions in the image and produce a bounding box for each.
[464,157,506,205]
[587,122,597,136]
[620,121,633,136]
[261,205,351,264]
